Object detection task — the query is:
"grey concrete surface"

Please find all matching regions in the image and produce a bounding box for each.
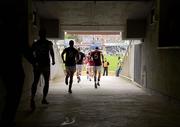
[16,76,180,127]
[34,1,152,33]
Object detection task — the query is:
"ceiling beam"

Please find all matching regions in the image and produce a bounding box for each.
[33,0,152,1]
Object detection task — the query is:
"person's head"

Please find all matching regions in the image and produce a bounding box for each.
[77,47,80,51]
[104,58,107,62]
[39,28,46,39]
[69,40,74,47]
[95,46,99,50]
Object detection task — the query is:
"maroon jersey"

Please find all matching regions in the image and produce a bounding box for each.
[91,50,102,66]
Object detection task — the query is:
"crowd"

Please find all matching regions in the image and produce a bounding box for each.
[105,46,126,55]
[78,45,126,56]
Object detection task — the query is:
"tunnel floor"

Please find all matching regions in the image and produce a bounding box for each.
[16,76,180,127]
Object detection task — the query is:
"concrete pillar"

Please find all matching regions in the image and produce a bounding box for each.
[59,31,65,40]
[129,42,135,81]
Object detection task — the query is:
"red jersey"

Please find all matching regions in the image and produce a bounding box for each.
[90,50,102,66]
[85,55,94,66]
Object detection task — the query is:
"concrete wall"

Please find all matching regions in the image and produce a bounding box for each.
[120,0,180,100]
[142,26,180,99]
[126,19,146,39]
[40,19,59,38]
[158,0,180,47]
[0,0,46,116]
[134,44,142,85]
[0,0,35,119]
[18,0,36,107]
[0,77,6,120]
[121,45,130,78]
[141,0,180,100]
[50,40,65,80]
[34,1,152,35]
[121,41,135,80]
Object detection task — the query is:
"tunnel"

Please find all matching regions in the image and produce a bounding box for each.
[0,0,180,127]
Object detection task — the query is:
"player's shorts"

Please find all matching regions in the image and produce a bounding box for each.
[65,66,76,75]
[93,66,101,73]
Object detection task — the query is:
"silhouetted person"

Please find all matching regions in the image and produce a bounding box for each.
[85,52,94,81]
[103,58,109,76]
[30,29,55,110]
[76,47,85,83]
[61,40,78,93]
[0,1,35,126]
[90,47,104,88]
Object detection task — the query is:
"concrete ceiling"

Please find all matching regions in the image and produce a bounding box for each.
[33,0,153,32]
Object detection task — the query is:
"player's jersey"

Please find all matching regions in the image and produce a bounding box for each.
[91,50,102,66]
[63,47,78,66]
[76,52,85,64]
[32,39,53,66]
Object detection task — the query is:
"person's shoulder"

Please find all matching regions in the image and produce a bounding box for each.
[64,47,68,51]
[82,52,86,56]
[81,52,85,55]
[74,48,78,52]
[34,39,40,43]
[32,40,39,46]
[90,51,93,55]
[47,40,53,45]
[91,50,95,53]
[62,48,67,53]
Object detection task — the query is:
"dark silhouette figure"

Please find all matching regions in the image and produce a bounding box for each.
[0,1,35,126]
[30,29,55,110]
[61,40,78,93]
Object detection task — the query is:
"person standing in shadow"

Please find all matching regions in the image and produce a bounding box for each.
[61,40,78,94]
[30,29,55,110]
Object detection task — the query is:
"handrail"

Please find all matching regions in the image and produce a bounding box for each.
[51,40,66,78]
[120,40,132,68]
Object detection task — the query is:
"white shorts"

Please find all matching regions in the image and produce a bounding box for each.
[76,64,83,71]
[93,66,102,73]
